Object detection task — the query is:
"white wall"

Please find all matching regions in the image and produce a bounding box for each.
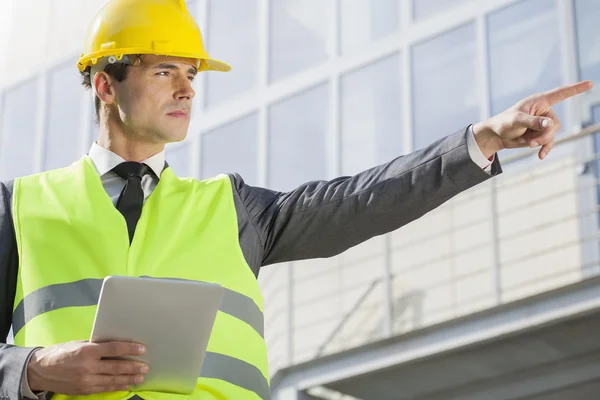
[0,0,12,88]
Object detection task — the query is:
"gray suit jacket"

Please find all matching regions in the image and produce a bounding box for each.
[0,126,501,398]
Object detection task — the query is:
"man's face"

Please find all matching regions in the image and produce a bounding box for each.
[110,55,198,144]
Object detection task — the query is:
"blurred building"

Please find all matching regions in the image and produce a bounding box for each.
[1,0,600,399]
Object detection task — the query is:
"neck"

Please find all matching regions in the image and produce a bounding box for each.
[96,118,164,162]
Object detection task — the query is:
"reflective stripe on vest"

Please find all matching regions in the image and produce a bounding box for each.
[12,278,264,338]
[12,158,270,400]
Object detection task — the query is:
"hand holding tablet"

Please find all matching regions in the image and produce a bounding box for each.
[90,275,224,394]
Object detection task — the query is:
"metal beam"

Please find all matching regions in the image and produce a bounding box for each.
[273,387,325,400]
[271,277,600,395]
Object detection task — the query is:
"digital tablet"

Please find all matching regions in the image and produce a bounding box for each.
[90,275,224,394]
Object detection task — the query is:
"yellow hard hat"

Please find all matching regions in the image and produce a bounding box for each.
[77,0,231,73]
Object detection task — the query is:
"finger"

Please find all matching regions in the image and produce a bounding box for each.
[533,108,561,147]
[543,80,593,106]
[517,108,561,146]
[539,139,555,160]
[76,373,143,395]
[84,385,131,395]
[506,138,529,149]
[513,112,554,132]
[94,360,149,375]
[91,342,146,358]
[92,373,145,387]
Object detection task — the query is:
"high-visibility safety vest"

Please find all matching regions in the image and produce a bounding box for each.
[11,157,270,400]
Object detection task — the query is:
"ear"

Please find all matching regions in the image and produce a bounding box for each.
[93,71,116,106]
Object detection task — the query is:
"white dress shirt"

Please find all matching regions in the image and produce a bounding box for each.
[467,125,494,172]
[87,142,165,206]
[21,126,492,399]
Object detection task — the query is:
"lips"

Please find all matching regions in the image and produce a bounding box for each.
[166,110,189,119]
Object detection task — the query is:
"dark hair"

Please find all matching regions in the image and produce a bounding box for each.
[80,62,131,123]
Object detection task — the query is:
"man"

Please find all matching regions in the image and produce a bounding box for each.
[0,0,592,399]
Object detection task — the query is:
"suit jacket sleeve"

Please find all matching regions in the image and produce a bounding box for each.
[0,180,40,399]
[230,126,502,267]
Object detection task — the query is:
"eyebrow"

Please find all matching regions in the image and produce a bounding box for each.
[152,63,198,76]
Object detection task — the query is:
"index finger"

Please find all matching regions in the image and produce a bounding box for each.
[92,342,146,358]
[543,80,593,106]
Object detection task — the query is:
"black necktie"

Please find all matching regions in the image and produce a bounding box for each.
[112,162,152,244]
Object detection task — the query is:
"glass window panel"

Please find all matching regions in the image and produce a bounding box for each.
[165,143,191,177]
[574,0,600,82]
[205,0,258,107]
[340,0,400,55]
[45,61,83,170]
[201,113,258,185]
[270,0,330,82]
[412,24,479,150]
[0,79,38,180]
[488,0,564,140]
[341,54,403,176]
[413,0,468,20]
[268,84,329,191]
[186,0,197,19]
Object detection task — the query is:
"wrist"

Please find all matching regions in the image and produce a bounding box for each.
[472,121,503,159]
[27,348,44,392]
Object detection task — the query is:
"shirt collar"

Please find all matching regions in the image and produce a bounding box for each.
[88,141,165,178]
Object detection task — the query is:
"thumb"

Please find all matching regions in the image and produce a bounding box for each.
[513,112,553,131]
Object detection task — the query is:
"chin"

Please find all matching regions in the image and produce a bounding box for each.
[159,122,189,143]
[168,135,187,143]
[160,132,187,143]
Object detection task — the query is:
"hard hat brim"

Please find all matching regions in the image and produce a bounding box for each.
[201,58,232,72]
[78,51,232,73]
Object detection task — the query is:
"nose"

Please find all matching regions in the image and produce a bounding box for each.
[174,76,195,101]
